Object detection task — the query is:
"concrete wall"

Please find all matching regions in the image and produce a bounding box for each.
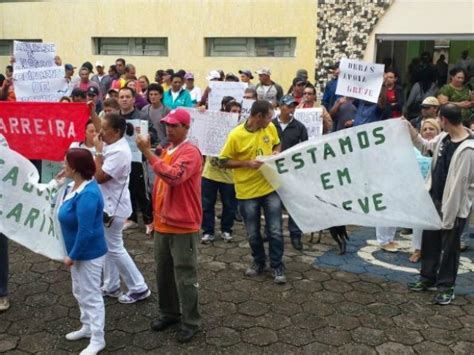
[363,0,474,61]
[0,0,317,90]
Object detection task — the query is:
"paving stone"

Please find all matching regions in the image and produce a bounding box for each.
[376,341,416,354]
[301,341,333,354]
[313,328,352,346]
[291,313,328,330]
[218,290,250,304]
[277,326,314,346]
[413,341,453,354]
[322,279,353,293]
[281,289,312,305]
[302,269,332,282]
[326,313,360,330]
[238,300,270,317]
[461,304,474,315]
[206,327,241,346]
[242,326,278,346]
[337,301,366,316]
[456,328,474,342]
[336,343,377,355]
[222,313,257,330]
[426,315,463,330]
[263,341,299,354]
[24,292,58,308]
[271,301,303,316]
[302,301,335,317]
[17,332,56,353]
[392,314,428,330]
[450,341,473,354]
[367,303,401,317]
[311,290,345,304]
[351,326,386,346]
[458,314,474,328]
[0,334,19,352]
[255,313,291,330]
[293,279,323,293]
[201,301,236,317]
[420,327,457,345]
[385,327,423,345]
[343,290,376,305]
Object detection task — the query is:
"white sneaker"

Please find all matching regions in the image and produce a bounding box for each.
[0,297,10,312]
[201,234,215,244]
[123,220,138,230]
[66,327,91,341]
[221,232,233,243]
[79,340,106,355]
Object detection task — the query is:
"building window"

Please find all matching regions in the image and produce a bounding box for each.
[0,39,42,56]
[93,37,168,56]
[205,37,296,57]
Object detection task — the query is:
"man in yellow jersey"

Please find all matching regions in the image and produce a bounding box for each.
[219,100,286,284]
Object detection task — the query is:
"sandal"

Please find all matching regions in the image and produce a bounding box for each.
[409,250,421,263]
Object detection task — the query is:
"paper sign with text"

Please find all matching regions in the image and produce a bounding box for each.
[294,108,324,138]
[259,120,441,232]
[240,99,255,122]
[186,109,239,156]
[0,102,89,161]
[13,41,56,71]
[208,82,247,111]
[336,58,385,103]
[13,66,68,102]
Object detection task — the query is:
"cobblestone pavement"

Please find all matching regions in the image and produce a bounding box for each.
[1,220,474,354]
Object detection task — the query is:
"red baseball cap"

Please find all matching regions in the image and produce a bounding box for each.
[161,108,191,126]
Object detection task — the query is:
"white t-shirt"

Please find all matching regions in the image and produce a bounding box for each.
[100,137,132,218]
[187,86,202,103]
[69,141,96,155]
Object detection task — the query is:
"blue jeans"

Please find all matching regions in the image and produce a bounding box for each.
[288,215,302,239]
[0,233,8,297]
[239,191,283,269]
[201,177,237,235]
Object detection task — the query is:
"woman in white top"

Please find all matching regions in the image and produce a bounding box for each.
[93,113,150,304]
[69,119,97,155]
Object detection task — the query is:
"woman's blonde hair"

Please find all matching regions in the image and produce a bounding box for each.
[421,118,441,136]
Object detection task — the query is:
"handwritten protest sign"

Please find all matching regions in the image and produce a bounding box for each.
[260,120,441,232]
[336,58,385,103]
[13,66,68,102]
[294,108,323,138]
[240,99,255,122]
[208,82,247,111]
[0,102,89,161]
[13,41,56,71]
[186,108,239,156]
[124,119,151,162]
[0,145,67,261]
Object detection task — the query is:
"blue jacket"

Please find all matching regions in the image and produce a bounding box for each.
[162,88,193,109]
[58,180,107,261]
[322,78,341,110]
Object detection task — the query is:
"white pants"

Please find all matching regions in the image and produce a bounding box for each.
[71,256,105,343]
[376,227,397,245]
[412,229,422,250]
[103,216,148,294]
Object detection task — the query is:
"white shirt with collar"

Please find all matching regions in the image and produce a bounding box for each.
[99,137,132,218]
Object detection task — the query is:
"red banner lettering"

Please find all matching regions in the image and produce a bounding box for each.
[0,102,89,161]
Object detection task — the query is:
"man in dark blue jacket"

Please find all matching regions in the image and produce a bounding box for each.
[272,96,308,250]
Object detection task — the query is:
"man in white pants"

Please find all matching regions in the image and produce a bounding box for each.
[376,227,398,252]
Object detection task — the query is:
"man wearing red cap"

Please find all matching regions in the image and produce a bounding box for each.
[136,109,202,343]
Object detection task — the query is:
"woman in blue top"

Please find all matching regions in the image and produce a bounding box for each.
[58,148,107,355]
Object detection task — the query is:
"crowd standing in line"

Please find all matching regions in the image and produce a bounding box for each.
[1,50,473,353]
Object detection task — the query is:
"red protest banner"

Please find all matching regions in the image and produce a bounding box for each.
[0,102,89,161]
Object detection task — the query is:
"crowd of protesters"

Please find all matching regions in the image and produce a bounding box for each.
[0,51,473,353]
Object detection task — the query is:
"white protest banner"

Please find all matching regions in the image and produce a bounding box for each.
[294,108,323,138]
[13,41,56,71]
[41,160,63,183]
[240,99,255,122]
[124,119,143,162]
[336,58,385,104]
[259,120,442,232]
[208,82,247,111]
[186,108,239,156]
[0,145,67,261]
[13,66,68,102]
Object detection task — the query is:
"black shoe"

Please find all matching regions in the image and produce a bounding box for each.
[150,318,179,332]
[291,237,303,251]
[176,328,199,343]
[433,288,455,305]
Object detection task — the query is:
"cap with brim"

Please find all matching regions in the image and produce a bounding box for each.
[279,95,298,106]
[238,69,253,79]
[161,108,191,126]
[65,64,76,71]
[421,96,440,107]
[87,86,99,96]
[256,68,271,76]
[81,61,94,73]
[206,70,221,81]
[184,73,194,80]
[108,88,118,93]
[95,61,104,68]
[71,88,86,97]
[292,77,307,86]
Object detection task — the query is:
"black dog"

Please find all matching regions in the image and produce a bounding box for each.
[311,226,349,255]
